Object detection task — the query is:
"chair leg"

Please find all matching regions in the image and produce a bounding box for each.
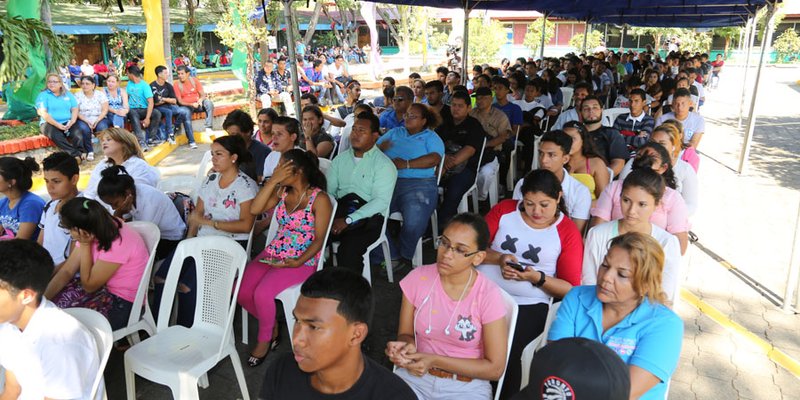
[229,350,251,400]
[124,359,137,400]
[412,239,423,267]
[176,375,201,400]
[489,178,499,208]
[241,308,249,345]
[198,373,209,389]
[361,252,372,284]
[382,240,393,283]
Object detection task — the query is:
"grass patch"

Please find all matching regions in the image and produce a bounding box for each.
[0,122,41,141]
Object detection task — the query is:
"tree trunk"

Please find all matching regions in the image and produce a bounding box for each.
[246,44,257,116]
[724,36,730,57]
[40,0,53,68]
[303,1,324,46]
[162,0,172,75]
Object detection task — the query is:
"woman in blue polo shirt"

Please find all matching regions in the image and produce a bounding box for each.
[377,103,444,271]
[36,73,83,160]
[549,232,683,400]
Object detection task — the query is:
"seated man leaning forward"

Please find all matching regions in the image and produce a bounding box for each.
[258,268,416,400]
[0,240,102,400]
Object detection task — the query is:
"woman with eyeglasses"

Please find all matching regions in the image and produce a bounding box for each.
[477,169,583,398]
[377,103,444,272]
[74,75,111,161]
[36,73,83,161]
[386,213,508,399]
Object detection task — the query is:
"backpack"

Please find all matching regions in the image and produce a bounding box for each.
[166,192,195,236]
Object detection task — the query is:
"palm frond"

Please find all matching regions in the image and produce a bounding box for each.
[0,16,73,86]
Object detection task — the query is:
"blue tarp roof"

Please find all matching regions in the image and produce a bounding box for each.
[366,0,776,27]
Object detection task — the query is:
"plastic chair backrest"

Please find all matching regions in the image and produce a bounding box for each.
[124,222,161,329]
[157,176,200,202]
[474,137,487,176]
[63,307,113,400]
[602,107,629,127]
[337,116,355,156]
[560,87,574,112]
[494,289,520,400]
[537,301,562,351]
[435,153,446,185]
[156,237,248,360]
[195,150,213,180]
[317,157,332,175]
[328,140,338,160]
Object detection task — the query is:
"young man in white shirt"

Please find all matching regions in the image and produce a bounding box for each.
[37,152,80,269]
[0,240,101,400]
[656,88,705,149]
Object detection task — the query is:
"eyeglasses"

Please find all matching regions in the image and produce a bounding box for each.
[437,236,480,258]
[392,97,405,102]
[47,80,61,84]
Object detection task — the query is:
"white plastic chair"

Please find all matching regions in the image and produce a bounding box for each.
[560,87,574,112]
[455,137,487,215]
[331,204,392,284]
[114,221,160,345]
[336,116,355,157]
[124,237,250,400]
[63,307,113,400]
[157,176,200,202]
[195,150,213,180]
[317,157,332,175]
[328,140,338,160]
[494,289,520,400]
[519,300,562,390]
[530,134,542,171]
[602,107,628,127]
[505,126,521,189]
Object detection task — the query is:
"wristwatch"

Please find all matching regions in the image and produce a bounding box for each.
[532,270,546,287]
[345,216,353,225]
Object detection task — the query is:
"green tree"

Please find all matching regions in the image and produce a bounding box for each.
[712,27,741,57]
[629,27,682,52]
[0,16,71,85]
[773,29,800,63]
[676,30,712,54]
[468,20,506,65]
[569,30,604,53]
[523,18,555,56]
[109,27,145,67]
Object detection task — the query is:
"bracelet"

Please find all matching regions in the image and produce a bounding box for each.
[406,159,410,169]
[213,221,219,230]
[532,270,546,287]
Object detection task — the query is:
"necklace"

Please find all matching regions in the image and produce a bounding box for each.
[427,268,474,336]
[287,185,310,214]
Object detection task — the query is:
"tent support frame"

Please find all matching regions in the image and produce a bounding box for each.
[282,0,303,121]
[737,16,756,129]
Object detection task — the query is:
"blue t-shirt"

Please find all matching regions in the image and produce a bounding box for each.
[379,108,404,131]
[492,102,523,126]
[549,286,683,400]
[376,127,444,179]
[35,90,77,125]
[126,79,154,109]
[0,191,46,240]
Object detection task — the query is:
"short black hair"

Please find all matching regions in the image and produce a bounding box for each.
[540,130,573,156]
[300,93,319,104]
[355,111,380,134]
[493,77,511,90]
[629,88,648,102]
[382,86,395,99]
[436,66,449,75]
[450,90,471,105]
[257,107,279,122]
[0,240,54,304]
[0,157,39,192]
[581,95,603,109]
[424,80,444,92]
[154,65,168,75]
[42,152,79,178]
[673,88,692,101]
[127,65,142,76]
[98,165,135,200]
[408,72,421,80]
[300,268,373,327]
[222,109,255,134]
[444,213,491,251]
[382,76,396,86]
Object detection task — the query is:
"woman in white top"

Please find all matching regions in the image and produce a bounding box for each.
[97,165,186,259]
[73,76,110,161]
[618,124,699,216]
[583,168,682,304]
[83,127,159,200]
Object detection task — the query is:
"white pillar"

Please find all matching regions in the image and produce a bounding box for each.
[782,200,800,312]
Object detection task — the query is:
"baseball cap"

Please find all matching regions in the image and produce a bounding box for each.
[510,337,630,400]
[474,87,492,97]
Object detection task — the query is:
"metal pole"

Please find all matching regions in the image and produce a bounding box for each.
[461,1,469,85]
[539,13,547,59]
[738,16,756,129]
[583,22,591,53]
[282,0,302,120]
[782,199,800,312]
[737,5,776,175]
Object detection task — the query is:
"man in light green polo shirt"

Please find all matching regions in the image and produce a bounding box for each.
[326,111,398,272]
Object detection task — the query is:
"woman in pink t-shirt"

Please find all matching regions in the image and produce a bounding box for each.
[591,143,690,253]
[44,197,149,330]
[386,213,508,399]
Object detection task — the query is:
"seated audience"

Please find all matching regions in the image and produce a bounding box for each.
[612,88,655,155]
[151,65,196,148]
[37,152,80,267]
[412,79,427,104]
[334,80,364,120]
[125,66,162,150]
[0,157,45,240]
[563,121,610,200]
[424,80,452,126]
[479,169,583,398]
[660,119,700,172]
[74,75,110,161]
[656,88,705,150]
[372,77,395,110]
[259,268,416,399]
[470,87,511,202]
[84,127,160,200]
[0,240,102,400]
[583,168,682,303]
[552,82,591,130]
[302,105,335,158]
[36,73,83,160]
[45,197,149,330]
[549,232,683,400]
[254,108,280,147]
[239,149,332,366]
[104,75,130,128]
[593,142,690,253]
[386,213,508,399]
[327,112,397,271]
[377,103,444,271]
[262,116,302,180]
[174,65,215,133]
[380,86,413,131]
[580,95,629,176]
[223,109,272,182]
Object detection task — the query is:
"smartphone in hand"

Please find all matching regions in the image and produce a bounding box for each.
[505,261,526,272]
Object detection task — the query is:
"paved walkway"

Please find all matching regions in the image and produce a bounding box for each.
[105,65,800,399]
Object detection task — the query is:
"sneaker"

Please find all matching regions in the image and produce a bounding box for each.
[205,127,213,134]
[87,152,94,161]
[189,142,198,149]
[168,135,176,145]
[142,145,150,152]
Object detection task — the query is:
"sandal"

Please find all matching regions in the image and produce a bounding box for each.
[247,339,278,368]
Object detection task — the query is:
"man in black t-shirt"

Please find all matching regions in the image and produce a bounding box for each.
[259,269,416,400]
[580,95,628,176]
[424,80,452,126]
[435,90,490,225]
[151,65,195,147]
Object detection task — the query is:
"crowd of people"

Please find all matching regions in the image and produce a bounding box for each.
[0,46,721,399]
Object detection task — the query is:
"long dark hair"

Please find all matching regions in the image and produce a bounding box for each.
[282,149,327,191]
[59,197,122,251]
[632,142,677,189]
[97,165,136,200]
[622,168,666,205]
[0,157,40,192]
[518,169,568,217]
[213,135,253,167]
[563,121,606,162]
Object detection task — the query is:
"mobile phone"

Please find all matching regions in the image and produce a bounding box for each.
[258,257,279,265]
[505,261,526,272]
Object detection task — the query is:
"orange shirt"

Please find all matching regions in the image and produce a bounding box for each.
[174,77,204,104]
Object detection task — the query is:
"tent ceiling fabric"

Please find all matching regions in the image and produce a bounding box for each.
[364,0,777,27]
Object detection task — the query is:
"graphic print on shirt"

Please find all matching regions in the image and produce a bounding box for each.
[501,235,518,253]
[606,336,637,357]
[454,315,477,342]
[522,244,542,264]
[223,193,237,209]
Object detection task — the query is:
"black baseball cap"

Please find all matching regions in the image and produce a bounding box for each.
[474,87,493,97]
[510,337,630,400]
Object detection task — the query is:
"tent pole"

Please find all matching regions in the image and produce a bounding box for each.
[539,12,547,59]
[782,200,800,312]
[583,21,591,53]
[737,16,756,129]
[737,4,776,175]
[283,0,302,120]
[461,1,469,85]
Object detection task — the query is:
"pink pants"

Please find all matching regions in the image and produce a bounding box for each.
[237,259,315,342]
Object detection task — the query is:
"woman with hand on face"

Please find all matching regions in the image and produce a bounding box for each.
[301,105,335,159]
[583,168,682,304]
[238,149,332,367]
[478,169,582,398]
[386,213,508,400]
[549,232,683,400]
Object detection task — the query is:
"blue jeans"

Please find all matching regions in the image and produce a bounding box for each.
[106,113,126,128]
[156,104,194,143]
[74,119,110,153]
[183,98,214,129]
[438,168,477,226]
[389,177,439,261]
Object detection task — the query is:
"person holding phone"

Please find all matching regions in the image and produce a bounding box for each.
[477,169,583,399]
